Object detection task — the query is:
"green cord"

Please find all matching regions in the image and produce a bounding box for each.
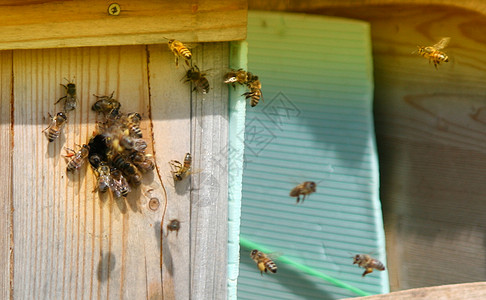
[239,236,372,297]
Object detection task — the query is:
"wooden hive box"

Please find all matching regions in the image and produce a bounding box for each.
[250,0,486,297]
[0,1,247,299]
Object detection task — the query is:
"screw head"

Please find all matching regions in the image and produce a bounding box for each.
[108,3,121,16]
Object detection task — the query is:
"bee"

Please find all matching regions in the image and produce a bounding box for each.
[95,162,111,193]
[124,112,143,138]
[169,153,192,181]
[353,254,386,277]
[88,133,110,166]
[417,37,450,69]
[42,112,67,142]
[65,144,90,172]
[250,250,277,275]
[167,39,192,67]
[110,168,131,198]
[130,151,155,173]
[166,219,181,236]
[92,92,121,114]
[55,78,77,112]
[244,74,263,107]
[185,65,210,94]
[110,153,143,186]
[223,69,249,88]
[289,181,316,203]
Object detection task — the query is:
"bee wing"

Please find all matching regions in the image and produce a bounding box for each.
[267,252,284,260]
[433,37,450,50]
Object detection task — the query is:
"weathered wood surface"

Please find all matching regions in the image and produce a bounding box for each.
[347,282,486,300]
[0,0,247,50]
[0,51,12,300]
[250,0,486,293]
[3,43,228,299]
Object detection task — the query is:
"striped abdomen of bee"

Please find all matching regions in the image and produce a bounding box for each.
[243,88,262,107]
[65,144,90,172]
[250,250,277,275]
[43,112,68,142]
[124,112,143,138]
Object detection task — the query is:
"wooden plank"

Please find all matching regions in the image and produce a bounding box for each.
[0,0,247,50]
[0,51,12,300]
[252,1,486,293]
[11,46,167,299]
[146,43,192,299]
[189,42,229,300]
[347,282,486,299]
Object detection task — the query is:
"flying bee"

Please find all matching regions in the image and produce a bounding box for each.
[55,78,77,111]
[110,168,131,198]
[91,92,121,114]
[167,39,192,67]
[169,153,192,181]
[65,144,90,172]
[166,219,181,236]
[250,250,277,275]
[244,74,263,107]
[353,254,386,277]
[185,65,210,94]
[243,87,263,107]
[223,69,249,88]
[290,181,316,203]
[42,112,67,142]
[124,112,143,138]
[95,162,111,193]
[417,37,450,69]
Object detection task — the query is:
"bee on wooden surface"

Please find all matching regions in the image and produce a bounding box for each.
[289,181,316,203]
[167,39,192,67]
[169,153,192,181]
[124,112,143,138]
[42,112,67,142]
[95,162,111,193]
[55,78,77,112]
[110,153,143,186]
[250,250,277,275]
[185,65,210,94]
[166,219,181,236]
[92,92,121,115]
[110,168,131,198]
[65,144,90,172]
[130,151,155,173]
[417,37,450,69]
[353,254,386,277]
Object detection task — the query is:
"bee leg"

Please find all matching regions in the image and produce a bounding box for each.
[175,57,179,68]
[55,95,67,105]
[296,195,301,203]
[362,268,373,277]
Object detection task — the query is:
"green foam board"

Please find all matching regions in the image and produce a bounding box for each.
[237,11,388,299]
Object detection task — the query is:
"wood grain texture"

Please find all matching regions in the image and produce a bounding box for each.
[0,0,247,50]
[0,51,12,300]
[346,282,486,299]
[189,42,229,300]
[8,43,229,299]
[249,1,486,293]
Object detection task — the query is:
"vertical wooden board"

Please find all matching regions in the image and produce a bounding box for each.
[190,42,229,300]
[0,50,12,300]
[12,45,165,299]
[146,44,192,299]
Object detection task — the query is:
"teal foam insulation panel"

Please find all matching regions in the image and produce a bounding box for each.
[237,11,389,299]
